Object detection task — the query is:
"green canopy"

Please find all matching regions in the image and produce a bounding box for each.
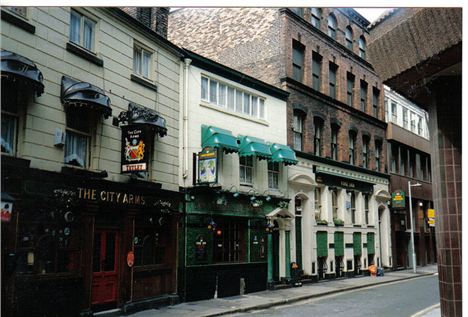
[270,143,298,165]
[201,125,239,153]
[238,135,272,160]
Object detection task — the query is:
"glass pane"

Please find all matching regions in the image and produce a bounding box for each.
[227,86,235,110]
[209,80,218,104]
[243,93,250,114]
[245,167,252,184]
[70,11,81,45]
[251,96,258,117]
[1,114,16,154]
[201,77,209,100]
[133,48,141,74]
[259,99,265,119]
[219,84,227,107]
[235,90,243,113]
[142,50,151,78]
[65,131,88,167]
[83,18,95,51]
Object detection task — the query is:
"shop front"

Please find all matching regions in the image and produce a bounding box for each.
[1,162,181,316]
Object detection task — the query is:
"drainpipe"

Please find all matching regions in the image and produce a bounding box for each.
[182,58,192,185]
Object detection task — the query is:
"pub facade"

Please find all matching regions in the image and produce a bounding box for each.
[1,7,183,316]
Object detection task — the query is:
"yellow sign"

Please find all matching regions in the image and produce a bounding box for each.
[427,209,435,218]
[428,219,435,226]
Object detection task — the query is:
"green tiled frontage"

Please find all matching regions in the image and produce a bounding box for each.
[353,232,362,256]
[317,231,328,257]
[334,231,344,257]
[367,232,375,255]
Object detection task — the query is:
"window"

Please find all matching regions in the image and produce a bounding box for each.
[134,215,170,266]
[292,40,305,82]
[400,147,407,176]
[328,14,337,39]
[362,136,369,168]
[329,63,338,99]
[314,187,322,220]
[70,10,96,51]
[1,86,18,155]
[358,36,366,59]
[268,162,280,189]
[347,72,355,107]
[350,192,356,224]
[349,131,356,165]
[364,195,369,225]
[391,102,397,122]
[312,52,322,91]
[239,156,253,185]
[390,143,398,173]
[331,189,338,219]
[417,116,423,135]
[314,118,323,156]
[345,26,353,50]
[409,152,417,178]
[410,112,416,132]
[331,125,339,160]
[200,76,266,120]
[64,108,90,168]
[133,46,152,78]
[213,218,246,263]
[360,80,368,112]
[420,154,428,181]
[384,98,388,121]
[372,88,380,118]
[375,141,382,171]
[290,8,304,17]
[5,7,27,18]
[293,110,304,151]
[311,8,321,28]
[403,108,408,128]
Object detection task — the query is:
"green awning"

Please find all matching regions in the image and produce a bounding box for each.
[270,143,298,165]
[201,125,239,153]
[353,232,362,256]
[238,135,272,160]
[317,231,328,257]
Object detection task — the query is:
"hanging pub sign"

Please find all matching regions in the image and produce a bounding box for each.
[392,190,406,209]
[198,146,218,184]
[121,125,148,173]
[1,201,13,223]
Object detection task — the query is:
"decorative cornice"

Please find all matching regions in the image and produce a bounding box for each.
[315,164,389,185]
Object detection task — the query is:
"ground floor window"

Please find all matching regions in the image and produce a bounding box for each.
[213,218,247,263]
[134,214,171,266]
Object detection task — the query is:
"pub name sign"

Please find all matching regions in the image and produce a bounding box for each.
[392,190,406,209]
[121,125,148,173]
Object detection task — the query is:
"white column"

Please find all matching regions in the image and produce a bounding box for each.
[322,186,330,222]
[279,227,285,278]
[302,193,314,275]
[357,192,364,225]
[289,200,297,263]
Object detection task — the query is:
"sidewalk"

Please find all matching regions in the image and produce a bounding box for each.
[127,265,438,317]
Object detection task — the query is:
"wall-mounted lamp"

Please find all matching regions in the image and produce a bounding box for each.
[262,190,272,202]
[419,202,424,207]
[265,219,275,233]
[227,185,240,198]
[207,218,217,231]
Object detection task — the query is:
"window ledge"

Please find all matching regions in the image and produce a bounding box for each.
[1,9,35,34]
[66,42,103,67]
[200,101,269,126]
[130,74,158,92]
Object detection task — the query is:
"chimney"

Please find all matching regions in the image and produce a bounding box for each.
[121,7,169,39]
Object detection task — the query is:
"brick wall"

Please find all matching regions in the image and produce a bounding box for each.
[121,7,169,38]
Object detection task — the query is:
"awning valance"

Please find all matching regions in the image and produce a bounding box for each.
[270,143,298,166]
[118,102,167,137]
[238,135,272,160]
[61,76,112,119]
[201,125,239,153]
[1,50,44,96]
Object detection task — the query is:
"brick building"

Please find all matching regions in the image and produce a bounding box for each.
[169,8,392,284]
[367,8,462,317]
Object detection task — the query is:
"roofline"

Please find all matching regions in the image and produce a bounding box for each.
[102,8,185,58]
[337,8,370,28]
[367,8,399,30]
[182,49,290,101]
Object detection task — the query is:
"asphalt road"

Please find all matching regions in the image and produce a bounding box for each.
[233,275,440,317]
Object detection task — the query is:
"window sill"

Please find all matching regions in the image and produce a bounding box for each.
[200,101,269,126]
[66,42,103,67]
[353,224,362,228]
[130,74,158,92]
[1,9,35,34]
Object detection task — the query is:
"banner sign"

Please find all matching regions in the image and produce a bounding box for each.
[391,190,406,209]
[121,125,148,173]
[198,147,218,184]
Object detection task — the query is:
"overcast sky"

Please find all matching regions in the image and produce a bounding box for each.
[354,8,391,23]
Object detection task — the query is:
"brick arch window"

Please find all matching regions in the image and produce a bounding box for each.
[293,109,306,151]
[375,140,382,171]
[362,135,370,168]
[327,14,337,39]
[359,36,366,59]
[313,116,324,156]
[345,26,353,50]
[331,124,340,160]
[311,8,322,28]
[349,130,357,165]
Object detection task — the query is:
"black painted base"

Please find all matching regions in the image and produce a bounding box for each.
[122,294,180,315]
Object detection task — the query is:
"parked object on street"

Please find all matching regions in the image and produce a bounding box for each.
[368,263,377,277]
[291,262,303,287]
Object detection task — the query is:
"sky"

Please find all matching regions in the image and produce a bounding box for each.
[354,8,391,23]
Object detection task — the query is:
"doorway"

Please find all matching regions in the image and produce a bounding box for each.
[317,256,327,280]
[272,222,280,282]
[92,230,120,307]
[335,256,343,278]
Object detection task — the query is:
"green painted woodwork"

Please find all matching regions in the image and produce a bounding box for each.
[201,125,239,153]
[295,218,302,268]
[272,230,279,280]
[267,234,273,283]
[285,231,291,278]
[334,231,344,257]
[317,231,328,257]
[238,135,272,160]
[270,143,298,165]
[353,232,362,256]
[367,233,375,254]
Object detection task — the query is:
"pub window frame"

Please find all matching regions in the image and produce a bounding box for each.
[213,218,247,263]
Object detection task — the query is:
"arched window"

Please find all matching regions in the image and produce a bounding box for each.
[327,14,337,39]
[359,36,366,59]
[345,26,353,50]
[311,8,321,28]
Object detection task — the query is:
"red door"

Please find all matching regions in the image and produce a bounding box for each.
[92,230,120,306]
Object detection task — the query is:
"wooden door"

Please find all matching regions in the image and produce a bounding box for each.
[91,230,119,306]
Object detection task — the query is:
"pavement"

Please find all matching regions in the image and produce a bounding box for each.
[127,265,439,317]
